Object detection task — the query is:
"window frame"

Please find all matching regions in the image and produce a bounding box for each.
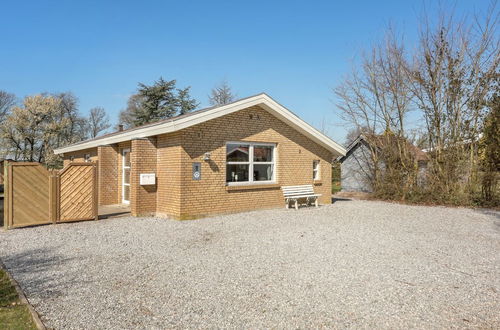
[226,141,276,186]
[313,160,320,181]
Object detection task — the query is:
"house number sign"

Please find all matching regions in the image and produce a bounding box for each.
[193,162,201,180]
[140,173,156,185]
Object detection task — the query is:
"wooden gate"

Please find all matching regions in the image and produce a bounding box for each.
[3,161,98,229]
[59,163,98,223]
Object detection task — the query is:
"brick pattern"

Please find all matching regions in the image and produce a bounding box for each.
[156,132,183,218]
[157,105,333,218]
[62,148,98,167]
[130,138,157,216]
[97,145,119,205]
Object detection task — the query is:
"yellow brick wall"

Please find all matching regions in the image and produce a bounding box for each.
[97,145,119,205]
[130,138,157,216]
[62,148,98,167]
[156,132,183,218]
[157,105,333,218]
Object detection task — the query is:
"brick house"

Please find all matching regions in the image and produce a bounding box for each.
[54,94,346,219]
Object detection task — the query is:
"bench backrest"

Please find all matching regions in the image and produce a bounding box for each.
[282,185,315,197]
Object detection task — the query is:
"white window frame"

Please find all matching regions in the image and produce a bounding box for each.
[122,148,131,204]
[313,160,320,180]
[226,142,276,186]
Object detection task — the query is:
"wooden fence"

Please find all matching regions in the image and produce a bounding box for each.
[3,161,98,229]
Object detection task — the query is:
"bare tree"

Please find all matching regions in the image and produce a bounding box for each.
[52,92,87,145]
[406,3,499,200]
[0,92,90,167]
[335,30,412,136]
[118,94,144,129]
[209,80,236,106]
[345,126,373,146]
[87,107,111,138]
[334,29,417,197]
[0,90,16,122]
[334,2,499,206]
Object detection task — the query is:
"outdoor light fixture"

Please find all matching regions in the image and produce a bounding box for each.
[203,152,211,161]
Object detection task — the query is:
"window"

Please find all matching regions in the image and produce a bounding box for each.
[84,154,91,162]
[226,142,275,184]
[313,160,320,180]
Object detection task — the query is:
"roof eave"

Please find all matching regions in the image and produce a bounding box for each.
[54,94,346,157]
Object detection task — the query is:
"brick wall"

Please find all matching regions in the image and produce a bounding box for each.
[157,105,333,219]
[97,145,119,205]
[62,148,98,167]
[156,132,183,218]
[130,138,157,216]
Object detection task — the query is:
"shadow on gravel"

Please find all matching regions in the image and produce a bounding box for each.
[1,248,90,300]
[332,197,352,203]
[474,208,500,220]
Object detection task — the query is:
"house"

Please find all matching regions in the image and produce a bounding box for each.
[338,134,428,193]
[54,94,346,219]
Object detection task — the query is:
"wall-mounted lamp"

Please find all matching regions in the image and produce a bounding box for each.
[203,152,211,161]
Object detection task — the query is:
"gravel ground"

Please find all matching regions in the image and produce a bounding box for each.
[0,200,499,329]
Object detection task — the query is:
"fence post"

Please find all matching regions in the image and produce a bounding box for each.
[49,171,57,224]
[3,161,8,229]
[6,161,13,229]
[56,172,60,222]
[94,162,99,221]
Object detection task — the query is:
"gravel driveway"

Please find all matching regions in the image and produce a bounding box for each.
[0,200,499,329]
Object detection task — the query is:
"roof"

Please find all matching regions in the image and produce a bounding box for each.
[54,93,346,156]
[339,134,429,162]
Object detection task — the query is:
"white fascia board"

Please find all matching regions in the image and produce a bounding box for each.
[54,96,263,154]
[258,94,346,156]
[54,94,346,156]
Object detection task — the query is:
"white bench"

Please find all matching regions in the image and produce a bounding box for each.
[282,185,321,210]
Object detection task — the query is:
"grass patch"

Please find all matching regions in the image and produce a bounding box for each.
[0,268,37,330]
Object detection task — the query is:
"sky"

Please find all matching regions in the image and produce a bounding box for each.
[0,0,494,145]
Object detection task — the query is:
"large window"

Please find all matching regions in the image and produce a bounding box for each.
[226,142,275,184]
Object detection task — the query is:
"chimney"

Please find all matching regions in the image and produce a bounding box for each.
[118,124,124,132]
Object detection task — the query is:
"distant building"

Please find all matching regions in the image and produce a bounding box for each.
[338,134,429,193]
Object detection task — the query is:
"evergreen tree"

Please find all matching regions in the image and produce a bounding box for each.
[119,77,198,127]
[177,87,198,115]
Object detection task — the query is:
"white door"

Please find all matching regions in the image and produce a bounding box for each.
[122,148,131,204]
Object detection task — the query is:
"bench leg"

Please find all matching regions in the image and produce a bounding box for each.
[315,198,319,208]
[295,200,299,210]
[285,198,289,209]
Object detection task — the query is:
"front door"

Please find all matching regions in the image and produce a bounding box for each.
[122,148,131,204]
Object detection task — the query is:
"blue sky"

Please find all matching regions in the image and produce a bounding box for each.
[0,0,493,144]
